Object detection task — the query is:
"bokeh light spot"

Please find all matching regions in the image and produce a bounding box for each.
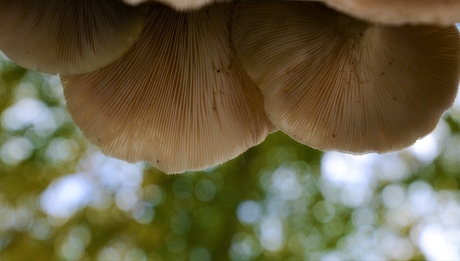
[0,137,34,165]
[40,174,93,219]
[259,218,284,251]
[173,177,194,199]
[237,200,262,225]
[194,180,216,202]
[189,247,211,261]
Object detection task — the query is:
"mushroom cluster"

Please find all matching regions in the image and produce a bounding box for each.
[0,0,459,174]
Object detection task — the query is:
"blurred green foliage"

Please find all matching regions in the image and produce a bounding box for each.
[1,54,460,261]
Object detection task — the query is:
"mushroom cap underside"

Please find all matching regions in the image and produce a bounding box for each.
[0,0,146,75]
[323,0,460,25]
[62,3,273,174]
[232,2,460,154]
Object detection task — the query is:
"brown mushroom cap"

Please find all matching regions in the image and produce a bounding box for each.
[323,0,460,25]
[0,0,146,75]
[232,2,460,154]
[123,0,223,11]
[61,4,273,174]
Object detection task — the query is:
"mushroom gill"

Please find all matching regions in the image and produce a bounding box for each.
[232,2,460,154]
[323,0,460,26]
[61,3,273,174]
[0,0,146,75]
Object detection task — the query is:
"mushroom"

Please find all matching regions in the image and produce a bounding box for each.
[322,0,460,26]
[61,3,273,174]
[0,0,146,75]
[231,2,460,154]
[123,0,225,11]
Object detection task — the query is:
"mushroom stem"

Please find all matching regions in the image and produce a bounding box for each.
[123,0,226,11]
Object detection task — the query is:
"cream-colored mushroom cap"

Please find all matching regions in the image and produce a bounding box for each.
[61,4,273,174]
[0,0,146,75]
[123,0,224,11]
[323,0,460,25]
[232,2,460,154]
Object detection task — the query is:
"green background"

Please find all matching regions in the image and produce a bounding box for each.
[1,50,460,260]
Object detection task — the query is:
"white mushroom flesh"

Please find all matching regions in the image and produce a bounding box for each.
[123,0,226,11]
